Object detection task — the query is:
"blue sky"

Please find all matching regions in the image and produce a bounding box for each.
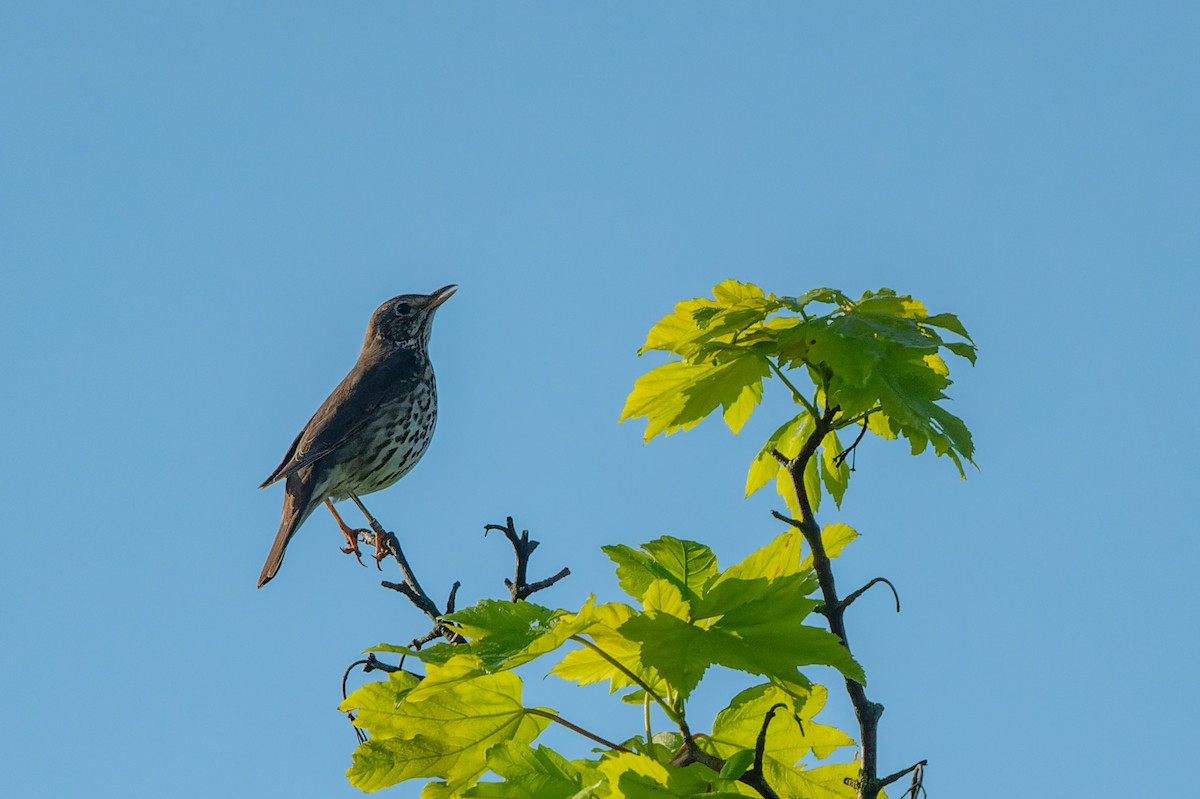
[1,3,1196,797]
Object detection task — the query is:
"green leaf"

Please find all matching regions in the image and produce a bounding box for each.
[550,604,668,698]
[923,311,974,342]
[764,761,859,799]
[619,354,771,441]
[709,683,855,769]
[714,528,806,584]
[599,753,744,799]
[819,430,850,508]
[943,340,977,365]
[779,288,852,313]
[641,579,690,620]
[444,598,600,673]
[640,538,719,598]
[717,749,755,780]
[800,524,857,571]
[463,743,585,799]
[803,449,822,514]
[621,562,863,700]
[617,613,712,699]
[745,413,807,498]
[343,656,551,792]
[338,669,423,719]
[604,538,717,604]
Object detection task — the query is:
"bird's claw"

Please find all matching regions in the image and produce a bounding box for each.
[374,532,390,571]
[340,528,370,568]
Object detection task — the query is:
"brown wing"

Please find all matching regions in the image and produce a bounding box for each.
[259,346,419,488]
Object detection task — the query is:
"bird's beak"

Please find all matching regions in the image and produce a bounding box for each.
[427,284,458,309]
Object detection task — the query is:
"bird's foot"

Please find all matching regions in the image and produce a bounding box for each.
[340,527,371,568]
[373,532,391,571]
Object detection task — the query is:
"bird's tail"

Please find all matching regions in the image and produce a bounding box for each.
[258,475,317,588]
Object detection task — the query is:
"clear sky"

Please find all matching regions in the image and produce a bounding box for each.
[1,3,1196,797]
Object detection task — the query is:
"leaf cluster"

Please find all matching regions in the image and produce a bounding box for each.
[340,529,864,797]
[620,281,976,513]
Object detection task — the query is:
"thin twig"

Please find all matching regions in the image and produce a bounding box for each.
[833,415,870,468]
[569,634,678,723]
[526,708,632,753]
[879,760,928,791]
[767,359,819,417]
[840,577,901,614]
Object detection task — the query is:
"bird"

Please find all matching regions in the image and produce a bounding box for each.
[257,284,457,588]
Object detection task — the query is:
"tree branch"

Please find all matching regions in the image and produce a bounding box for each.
[485,516,572,601]
[774,401,908,799]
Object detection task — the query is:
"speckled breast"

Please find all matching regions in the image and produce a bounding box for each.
[326,371,438,499]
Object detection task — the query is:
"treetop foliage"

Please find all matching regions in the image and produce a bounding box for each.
[620,280,976,513]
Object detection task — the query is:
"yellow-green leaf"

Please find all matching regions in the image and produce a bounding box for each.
[620,355,770,442]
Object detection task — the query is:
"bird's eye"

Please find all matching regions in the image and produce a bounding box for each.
[395,302,412,315]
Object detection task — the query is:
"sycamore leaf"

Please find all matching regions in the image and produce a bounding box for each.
[443,598,599,673]
[708,683,855,770]
[819,430,850,508]
[617,613,712,699]
[766,761,859,799]
[343,657,551,792]
[778,288,852,313]
[463,743,585,799]
[620,354,771,441]
[943,340,977,365]
[640,538,719,597]
[718,749,756,780]
[923,311,974,342]
[550,604,668,698]
[642,579,690,620]
[804,450,822,514]
[600,753,744,799]
[801,524,858,571]
[715,528,805,584]
[621,565,863,700]
[604,538,717,603]
[640,280,775,359]
[745,413,808,498]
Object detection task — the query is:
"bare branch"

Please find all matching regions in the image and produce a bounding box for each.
[486,516,570,601]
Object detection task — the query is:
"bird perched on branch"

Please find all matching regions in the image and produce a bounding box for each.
[257,285,457,588]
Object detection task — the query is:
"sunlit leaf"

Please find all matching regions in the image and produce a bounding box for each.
[463,743,584,799]
[745,413,807,498]
[709,683,855,775]
[343,656,551,792]
[620,355,771,441]
[819,430,850,508]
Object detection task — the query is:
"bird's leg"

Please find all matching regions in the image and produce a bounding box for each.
[325,499,368,568]
[349,493,390,570]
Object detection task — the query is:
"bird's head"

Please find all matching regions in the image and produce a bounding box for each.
[365,284,457,352]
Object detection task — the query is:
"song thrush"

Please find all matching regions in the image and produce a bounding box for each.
[257,285,456,588]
